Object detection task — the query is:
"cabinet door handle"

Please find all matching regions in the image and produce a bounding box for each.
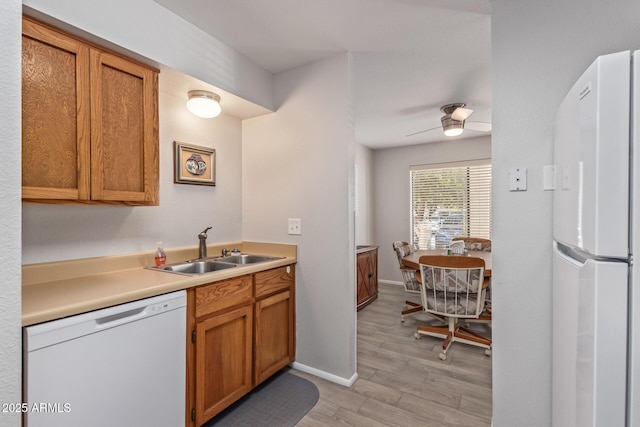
[368,273,373,278]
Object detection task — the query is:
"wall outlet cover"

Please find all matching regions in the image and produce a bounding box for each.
[288,218,302,235]
[509,167,527,191]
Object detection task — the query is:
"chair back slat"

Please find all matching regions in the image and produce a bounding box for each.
[418,255,485,319]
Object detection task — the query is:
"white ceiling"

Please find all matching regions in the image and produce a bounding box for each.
[154,0,492,149]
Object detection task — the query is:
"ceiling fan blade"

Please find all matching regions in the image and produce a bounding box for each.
[405,125,441,137]
[465,121,492,132]
[452,107,473,121]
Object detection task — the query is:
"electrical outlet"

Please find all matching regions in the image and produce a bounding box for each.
[288,218,302,235]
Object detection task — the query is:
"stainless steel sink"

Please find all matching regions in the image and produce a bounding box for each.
[150,260,236,275]
[147,253,283,276]
[216,254,283,265]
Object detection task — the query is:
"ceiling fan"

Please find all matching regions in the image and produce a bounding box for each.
[406,103,492,138]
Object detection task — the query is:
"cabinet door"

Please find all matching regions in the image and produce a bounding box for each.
[90,49,159,204]
[357,249,378,309]
[22,18,91,201]
[195,305,253,426]
[254,289,295,385]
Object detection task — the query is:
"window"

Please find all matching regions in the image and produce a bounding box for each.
[410,160,491,249]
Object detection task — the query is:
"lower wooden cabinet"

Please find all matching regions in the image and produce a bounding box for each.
[194,305,253,426]
[186,265,296,427]
[254,267,296,385]
[357,246,378,310]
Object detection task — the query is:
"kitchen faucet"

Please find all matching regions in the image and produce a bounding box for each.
[198,226,212,259]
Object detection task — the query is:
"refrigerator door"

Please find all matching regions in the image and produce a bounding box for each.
[552,242,627,427]
[628,49,640,426]
[553,50,630,258]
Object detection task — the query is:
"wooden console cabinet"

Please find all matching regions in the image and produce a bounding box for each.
[186,265,296,426]
[21,16,159,205]
[357,246,378,310]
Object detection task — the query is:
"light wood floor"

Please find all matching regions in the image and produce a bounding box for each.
[291,282,493,427]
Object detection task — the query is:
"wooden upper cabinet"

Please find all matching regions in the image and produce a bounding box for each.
[21,16,159,205]
[22,17,91,201]
[90,50,158,203]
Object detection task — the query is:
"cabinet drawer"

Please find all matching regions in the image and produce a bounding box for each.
[255,265,294,299]
[195,275,253,318]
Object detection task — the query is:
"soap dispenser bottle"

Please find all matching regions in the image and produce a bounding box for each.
[155,242,166,267]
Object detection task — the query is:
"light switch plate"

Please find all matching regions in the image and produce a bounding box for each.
[509,167,527,191]
[288,218,302,235]
[543,165,556,191]
[562,164,571,190]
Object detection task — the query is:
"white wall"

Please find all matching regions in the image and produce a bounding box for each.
[23,0,273,111]
[490,0,640,425]
[0,1,23,424]
[23,89,243,264]
[242,54,357,382]
[355,143,374,245]
[19,0,268,264]
[373,136,491,283]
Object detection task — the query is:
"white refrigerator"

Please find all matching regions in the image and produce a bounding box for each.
[552,50,640,426]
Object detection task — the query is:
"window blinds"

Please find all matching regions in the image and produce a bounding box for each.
[410,161,492,249]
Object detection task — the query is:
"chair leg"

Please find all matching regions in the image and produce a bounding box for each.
[453,324,492,356]
[403,301,445,323]
[401,300,423,322]
[401,304,422,318]
[455,325,491,347]
[402,301,423,315]
[416,318,491,360]
[466,310,492,324]
[414,324,449,340]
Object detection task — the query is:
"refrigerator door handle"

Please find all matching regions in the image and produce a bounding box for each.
[554,241,588,266]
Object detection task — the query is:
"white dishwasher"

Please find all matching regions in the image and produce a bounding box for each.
[23,290,186,427]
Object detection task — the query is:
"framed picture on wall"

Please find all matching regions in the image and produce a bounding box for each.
[173,141,216,186]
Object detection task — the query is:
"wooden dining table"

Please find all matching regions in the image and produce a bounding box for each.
[402,249,492,277]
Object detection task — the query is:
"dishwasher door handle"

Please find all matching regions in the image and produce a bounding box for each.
[95,306,147,329]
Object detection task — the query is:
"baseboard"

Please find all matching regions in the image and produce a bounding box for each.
[290,361,359,387]
[378,279,403,286]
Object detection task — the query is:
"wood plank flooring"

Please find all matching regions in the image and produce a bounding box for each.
[291,282,492,426]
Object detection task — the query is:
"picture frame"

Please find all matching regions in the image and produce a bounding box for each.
[173,141,216,186]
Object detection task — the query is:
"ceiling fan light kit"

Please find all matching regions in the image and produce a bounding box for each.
[405,102,491,138]
[441,103,469,137]
[441,116,464,137]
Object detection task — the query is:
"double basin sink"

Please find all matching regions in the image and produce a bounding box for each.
[148,254,283,276]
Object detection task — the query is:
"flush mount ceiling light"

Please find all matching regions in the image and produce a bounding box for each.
[186,90,221,118]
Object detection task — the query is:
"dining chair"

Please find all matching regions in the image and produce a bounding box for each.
[415,255,492,360]
[451,237,492,252]
[391,241,423,322]
[452,237,493,317]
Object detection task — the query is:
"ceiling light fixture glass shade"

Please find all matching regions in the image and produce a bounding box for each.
[186,90,221,118]
[441,116,464,137]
